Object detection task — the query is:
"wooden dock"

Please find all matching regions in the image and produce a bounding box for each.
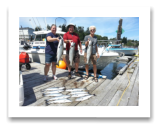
[21,58,139,106]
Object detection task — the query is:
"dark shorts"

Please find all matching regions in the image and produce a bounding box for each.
[84,53,97,65]
[65,50,80,65]
[45,53,57,64]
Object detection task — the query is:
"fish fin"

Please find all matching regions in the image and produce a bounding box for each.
[45,101,49,106]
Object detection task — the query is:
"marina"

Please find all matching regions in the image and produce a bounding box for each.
[21,55,139,106]
[19,17,139,107]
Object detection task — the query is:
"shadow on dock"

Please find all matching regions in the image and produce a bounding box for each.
[22,71,69,106]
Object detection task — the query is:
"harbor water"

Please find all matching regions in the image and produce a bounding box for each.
[78,60,127,80]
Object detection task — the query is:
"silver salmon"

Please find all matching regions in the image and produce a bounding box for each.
[69,91,88,95]
[66,88,86,92]
[69,42,75,67]
[45,95,71,102]
[43,90,64,94]
[43,93,62,97]
[85,40,92,65]
[71,93,89,97]
[41,87,65,92]
[56,39,64,66]
[47,99,72,104]
[75,94,95,101]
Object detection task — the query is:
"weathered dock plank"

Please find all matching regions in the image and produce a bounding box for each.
[48,77,94,106]
[77,75,122,106]
[127,72,139,106]
[28,76,84,106]
[98,68,129,106]
[117,63,139,106]
[68,78,106,106]
[108,90,123,106]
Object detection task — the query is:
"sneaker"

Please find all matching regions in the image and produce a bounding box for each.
[43,76,48,82]
[75,72,82,77]
[53,75,58,80]
[68,72,71,79]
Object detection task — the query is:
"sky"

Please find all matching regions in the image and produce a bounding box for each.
[19,17,139,40]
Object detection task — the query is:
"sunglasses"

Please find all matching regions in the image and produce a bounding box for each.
[90,29,95,32]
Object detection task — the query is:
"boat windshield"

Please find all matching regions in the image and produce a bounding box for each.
[35,34,47,41]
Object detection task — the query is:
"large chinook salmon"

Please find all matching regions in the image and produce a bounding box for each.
[56,39,64,66]
[69,42,75,67]
[85,40,92,65]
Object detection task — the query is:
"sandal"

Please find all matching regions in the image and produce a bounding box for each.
[84,75,89,80]
[94,77,98,82]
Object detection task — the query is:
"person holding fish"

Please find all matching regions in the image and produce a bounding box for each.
[63,23,83,79]
[44,24,60,81]
[84,26,100,82]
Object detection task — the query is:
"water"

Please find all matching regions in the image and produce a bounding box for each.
[100,61,127,79]
[77,61,127,80]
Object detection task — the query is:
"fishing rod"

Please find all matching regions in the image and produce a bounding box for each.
[36,17,41,30]
[55,17,67,27]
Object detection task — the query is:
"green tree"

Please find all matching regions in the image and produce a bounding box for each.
[47,24,51,30]
[35,26,42,31]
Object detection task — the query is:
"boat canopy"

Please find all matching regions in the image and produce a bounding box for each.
[33,31,65,35]
[33,27,66,35]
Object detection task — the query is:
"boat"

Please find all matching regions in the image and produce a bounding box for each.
[19,27,66,63]
[19,28,119,70]
[106,41,138,56]
[19,40,33,51]
[76,45,119,70]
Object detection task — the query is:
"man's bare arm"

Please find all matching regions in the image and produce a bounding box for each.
[79,42,82,50]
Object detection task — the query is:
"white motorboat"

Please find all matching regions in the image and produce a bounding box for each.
[77,46,119,70]
[19,28,66,64]
[19,28,119,70]
[107,42,138,56]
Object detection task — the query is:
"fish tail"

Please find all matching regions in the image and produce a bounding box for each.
[45,100,49,106]
[56,62,59,66]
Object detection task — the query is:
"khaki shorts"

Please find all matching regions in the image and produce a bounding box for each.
[84,53,97,65]
[65,50,80,65]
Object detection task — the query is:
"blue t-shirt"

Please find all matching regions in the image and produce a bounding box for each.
[45,32,59,54]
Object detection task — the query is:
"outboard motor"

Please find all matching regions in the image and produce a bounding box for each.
[23,42,32,50]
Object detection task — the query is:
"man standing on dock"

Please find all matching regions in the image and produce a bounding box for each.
[63,23,83,79]
[44,24,59,81]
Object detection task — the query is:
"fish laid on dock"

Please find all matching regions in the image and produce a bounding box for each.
[42,90,64,94]
[66,88,86,92]
[69,91,88,95]
[75,94,95,101]
[45,95,71,102]
[41,87,65,92]
[46,99,72,105]
[71,93,89,97]
[43,93,63,97]
[69,42,75,67]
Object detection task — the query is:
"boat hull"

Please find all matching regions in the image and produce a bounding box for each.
[108,49,138,56]
[20,49,119,70]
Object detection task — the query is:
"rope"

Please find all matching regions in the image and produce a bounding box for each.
[116,71,130,106]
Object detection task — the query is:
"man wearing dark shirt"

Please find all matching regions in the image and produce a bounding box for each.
[44,24,59,81]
